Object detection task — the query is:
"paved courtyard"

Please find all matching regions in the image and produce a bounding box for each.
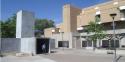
[40,49,125,62]
[41,53,125,62]
[1,49,125,62]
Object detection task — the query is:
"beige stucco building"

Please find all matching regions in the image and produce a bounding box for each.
[44,0,125,49]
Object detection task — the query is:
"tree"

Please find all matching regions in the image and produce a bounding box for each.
[1,15,16,38]
[35,19,55,37]
[86,21,106,50]
[0,21,2,37]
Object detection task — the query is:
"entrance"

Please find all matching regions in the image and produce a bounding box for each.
[36,38,49,54]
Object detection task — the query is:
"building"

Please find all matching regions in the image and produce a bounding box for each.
[44,0,125,49]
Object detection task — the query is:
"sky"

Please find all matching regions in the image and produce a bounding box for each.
[1,0,109,24]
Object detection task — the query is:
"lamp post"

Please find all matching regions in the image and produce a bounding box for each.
[79,16,82,48]
[94,13,101,48]
[110,13,117,62]
[96,21,101,48]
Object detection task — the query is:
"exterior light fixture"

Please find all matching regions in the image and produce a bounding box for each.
[77,26,83,30]
[59,29,61,33]
[52,29,55,33]
[110,13,117,20]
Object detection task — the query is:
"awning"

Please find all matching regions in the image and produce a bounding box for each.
[119,6,125,10]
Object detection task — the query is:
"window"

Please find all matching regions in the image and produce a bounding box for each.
[58,41,69,48]
[102,40,119,48]
[95,15,101,22]
[82,41,87,47]
[120,10,125,18]
[119,6,125,20]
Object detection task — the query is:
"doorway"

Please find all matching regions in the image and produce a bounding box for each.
[36,38,49,54]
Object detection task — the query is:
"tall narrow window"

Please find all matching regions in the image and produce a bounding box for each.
[119,6,125,20]
[120,10,125,18]
[95,15,101,22]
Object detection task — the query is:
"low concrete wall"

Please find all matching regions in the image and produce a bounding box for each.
[1,38,21,53]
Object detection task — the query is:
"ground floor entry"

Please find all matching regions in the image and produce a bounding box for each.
[36,38,49,54]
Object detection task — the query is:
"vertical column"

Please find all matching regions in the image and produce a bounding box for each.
[16,10,35,38]
[16,10,35,54]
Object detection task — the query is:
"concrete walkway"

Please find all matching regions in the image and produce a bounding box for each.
[1,55,56,62]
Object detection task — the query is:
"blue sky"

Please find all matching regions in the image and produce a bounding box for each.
[1,0,109,24]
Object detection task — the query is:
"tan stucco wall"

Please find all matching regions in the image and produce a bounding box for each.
[77,0,125,27]
[44,28,53,38]
[63,4,82,33]
[44,0,125,40]
[56,23,64,32]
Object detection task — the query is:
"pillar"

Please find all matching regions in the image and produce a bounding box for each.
[16,10,36,54]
